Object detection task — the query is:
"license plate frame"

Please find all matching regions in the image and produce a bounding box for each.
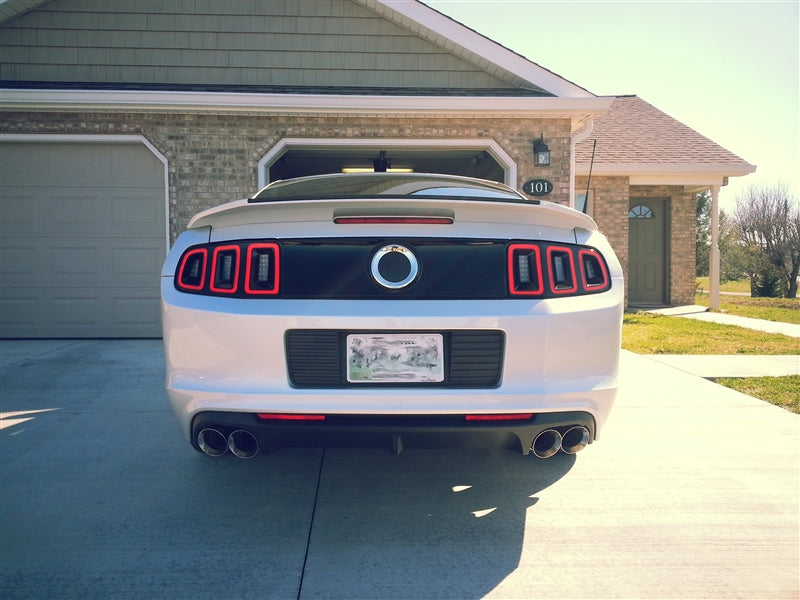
[346,333,444,384]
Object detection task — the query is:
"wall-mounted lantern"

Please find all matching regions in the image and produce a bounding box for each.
[533,135,550,167]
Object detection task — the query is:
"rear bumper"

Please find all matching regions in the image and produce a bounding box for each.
[191,410,596,456]
[163,284,623,454]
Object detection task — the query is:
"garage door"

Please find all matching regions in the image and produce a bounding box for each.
[0,140,166,338]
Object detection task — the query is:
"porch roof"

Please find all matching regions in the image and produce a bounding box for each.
[575,96,755,187]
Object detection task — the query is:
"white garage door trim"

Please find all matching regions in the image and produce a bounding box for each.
[257,138,517,188]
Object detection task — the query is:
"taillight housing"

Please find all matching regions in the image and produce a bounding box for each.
[210,245,240,294]
[245,243,280,295]
[546,246,578,295]
[507,244,544,295]
[176,247,207,291]
[175,241,280,296]
[579,248,611,289]
[508,241,610,298]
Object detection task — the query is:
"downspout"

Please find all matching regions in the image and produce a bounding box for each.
[570,119,594,210]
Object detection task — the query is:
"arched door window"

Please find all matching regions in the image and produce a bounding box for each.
[628,204,653,219]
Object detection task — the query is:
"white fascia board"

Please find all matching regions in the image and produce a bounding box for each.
[368,0,594,98]
[0,88,613,120]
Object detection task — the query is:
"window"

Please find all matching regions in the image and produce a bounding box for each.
[628,204,653,219]
[574,192,593,215]
[251,173,525,203]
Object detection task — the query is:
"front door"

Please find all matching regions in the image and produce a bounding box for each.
[628,198,667,306]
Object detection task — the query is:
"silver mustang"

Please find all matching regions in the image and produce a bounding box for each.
[161,173,623,459]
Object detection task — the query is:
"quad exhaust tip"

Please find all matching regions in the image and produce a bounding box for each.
[197,428,228,457]
[532,425,590,458]
[197,428,260,458]
[532,429,562,459]
[561,425,590,455]
[228,429,259,459]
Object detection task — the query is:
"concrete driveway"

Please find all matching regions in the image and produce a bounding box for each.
[1,340,797,599]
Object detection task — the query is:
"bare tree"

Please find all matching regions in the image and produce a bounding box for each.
[734,184,800,298]
[697,191,745,281]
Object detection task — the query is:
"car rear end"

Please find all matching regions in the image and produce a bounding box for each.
[161,174,623,458]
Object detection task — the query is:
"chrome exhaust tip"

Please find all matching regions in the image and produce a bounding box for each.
[532,429,562,459]
[197,428,228,457]
[561,425,590,454]
[228,429,259,459]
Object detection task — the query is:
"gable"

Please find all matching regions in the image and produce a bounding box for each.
[0,0,553,95]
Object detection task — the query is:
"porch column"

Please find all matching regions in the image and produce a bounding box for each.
[709,185,721,311]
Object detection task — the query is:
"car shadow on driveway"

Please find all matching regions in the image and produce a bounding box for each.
[298,447,575,599]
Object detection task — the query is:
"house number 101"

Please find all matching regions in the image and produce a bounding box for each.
[523,179,553,196]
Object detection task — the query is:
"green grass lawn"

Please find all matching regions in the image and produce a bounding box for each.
[694,278,800,324]
[694,293,800,324]
[712,376,800,414]
[622,312,800,355]
[695,277,751,294]
[622,310,800,413]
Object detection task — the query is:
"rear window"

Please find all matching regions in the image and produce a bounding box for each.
[250,173,529,203]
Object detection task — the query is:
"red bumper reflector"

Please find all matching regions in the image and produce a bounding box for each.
[256,413,326,421]
[465,414,534,421]
[334,216,453,225]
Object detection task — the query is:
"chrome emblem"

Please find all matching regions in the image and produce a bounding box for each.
[371,245,419,290]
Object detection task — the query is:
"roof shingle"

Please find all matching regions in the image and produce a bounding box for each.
[576,96,753,170]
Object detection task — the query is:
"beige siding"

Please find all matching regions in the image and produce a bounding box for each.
[0,0,515,90]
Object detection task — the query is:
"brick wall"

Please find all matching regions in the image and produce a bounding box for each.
[669,189,697,305]
[576,175,629,263]
[576,175,629,304]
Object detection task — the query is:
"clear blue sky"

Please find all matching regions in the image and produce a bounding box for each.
[425,0,799,210]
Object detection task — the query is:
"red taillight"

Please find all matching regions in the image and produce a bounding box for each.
[507,244,544,295]
[256,413,326,421]
[245,243,280,295]
[579,248,610,289]
[174,240,281,296]
[210,245,240,294]
[176,248,207,291]
[334,216,454,225]
[466,414,534,421]
[546,246,578,295]
[508,242,610,298]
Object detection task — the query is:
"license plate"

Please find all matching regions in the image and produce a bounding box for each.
[346,333,444,383]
